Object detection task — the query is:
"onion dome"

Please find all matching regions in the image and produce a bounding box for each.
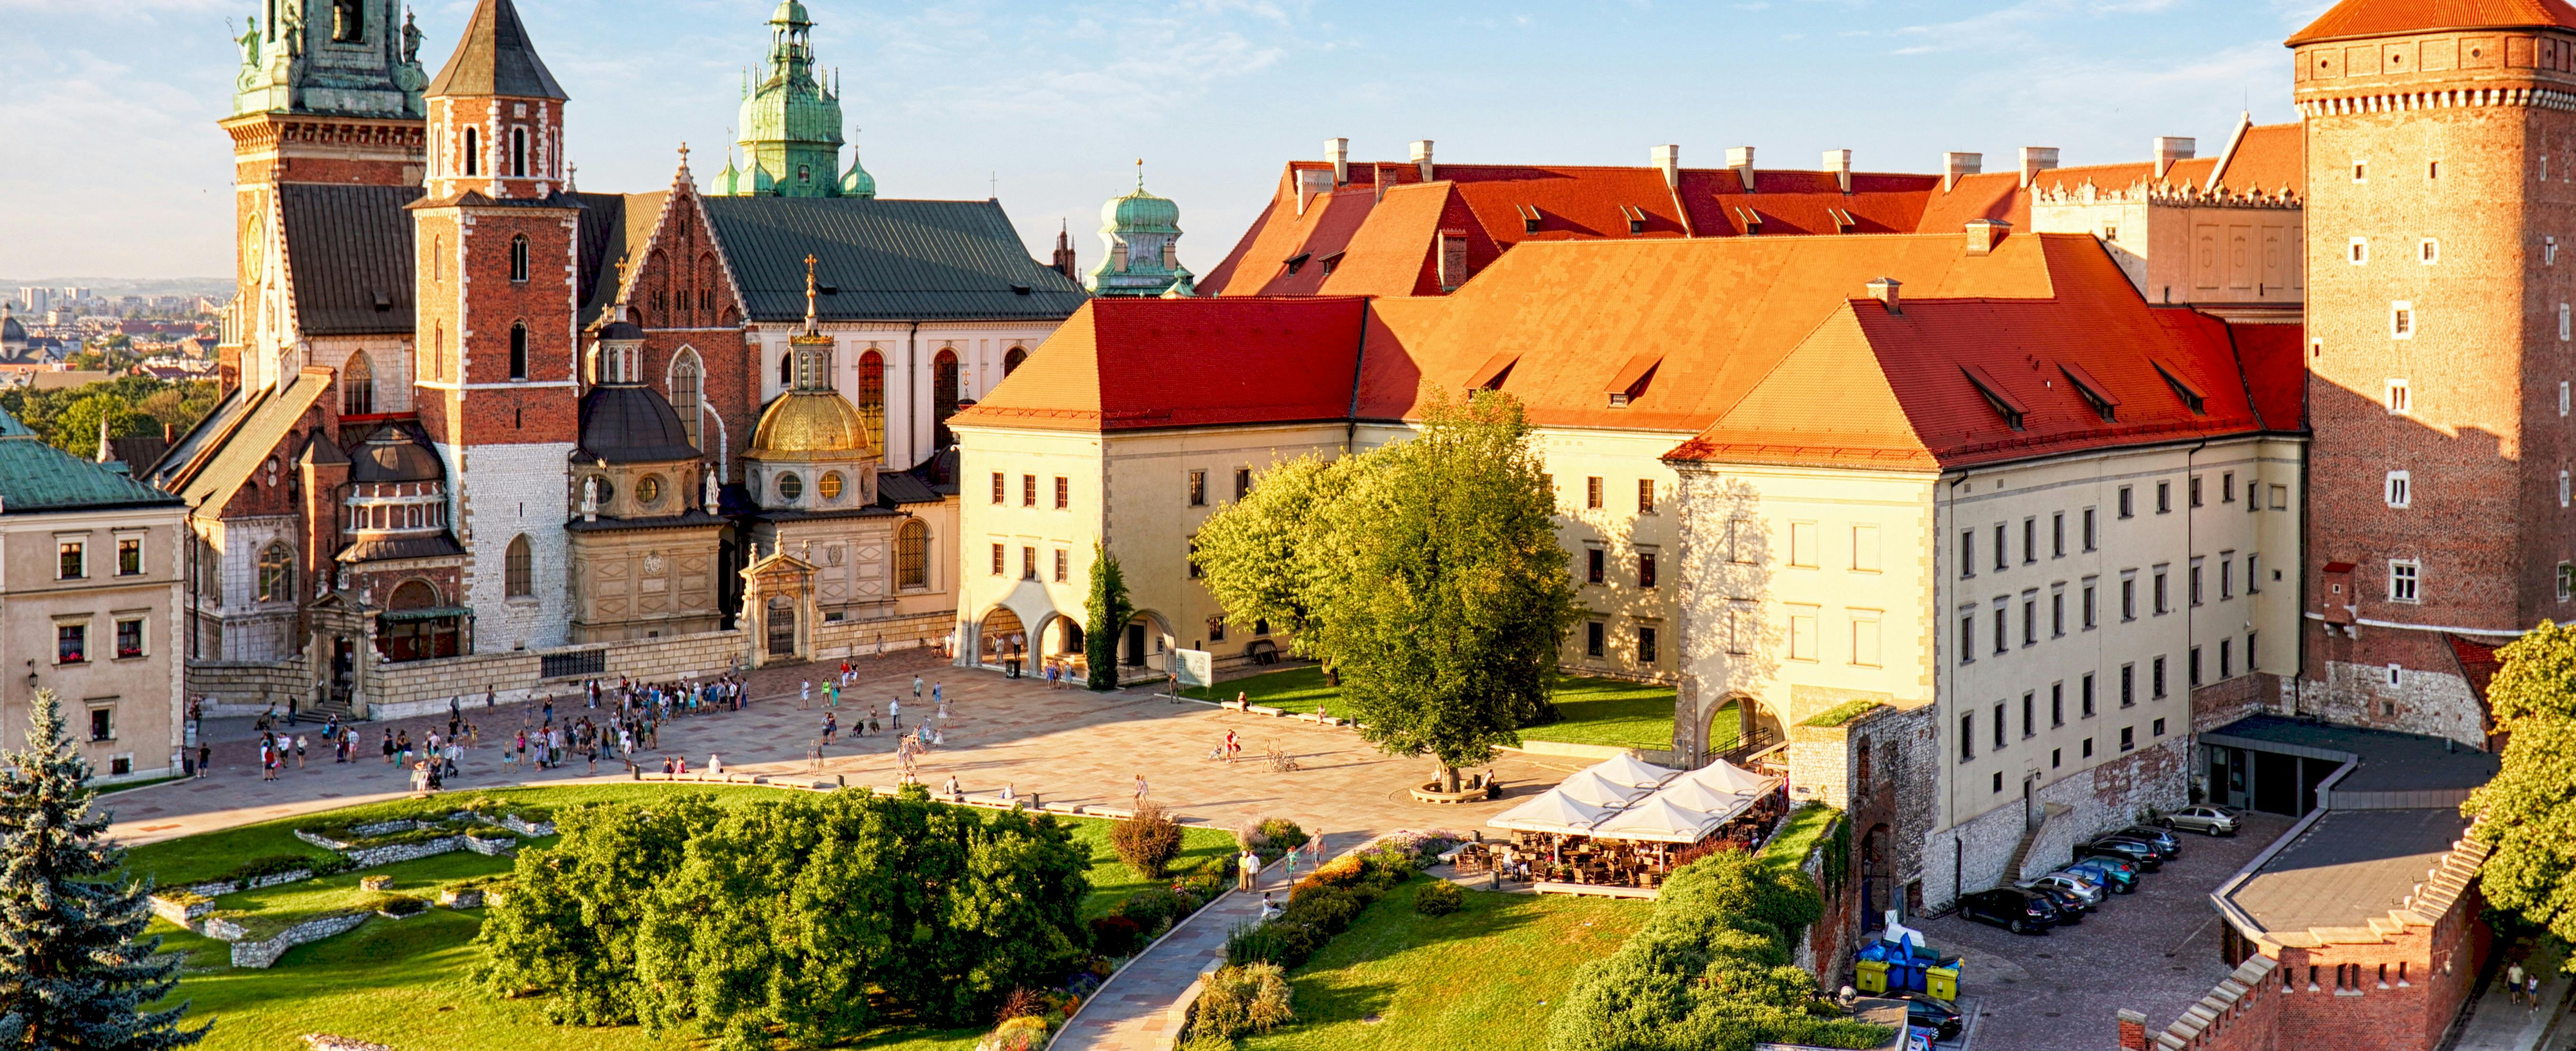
[1104,176,1180,235]
[349,426,444,483]
[578,386,698,463]
[749,254,872,462]
[0,307,22,344]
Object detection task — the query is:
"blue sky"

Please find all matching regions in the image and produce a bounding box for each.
[1,0,2333,281]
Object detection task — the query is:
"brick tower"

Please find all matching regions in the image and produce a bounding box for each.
[220,0,428,395]
[410,0,579,652]
[2295,0,2576,744]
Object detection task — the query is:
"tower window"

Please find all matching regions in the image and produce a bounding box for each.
[509,323,528,380]
[798,164,811,183]
[510,235,529,283]
[2420,238,2439,265]
[2352,160,2367,182]
[2389,559,2420,602]
[463,127,479,177]
[2429,159,2441,180]
[510,127,528,178]
[2391,302,2414,339]
[505,535,533,598]
[2387,379,2410,415]
[2349,237,2368,265]
[2385,471,2410,508]
[332,0,363,42]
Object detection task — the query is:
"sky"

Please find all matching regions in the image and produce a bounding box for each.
[0,0,2335,284]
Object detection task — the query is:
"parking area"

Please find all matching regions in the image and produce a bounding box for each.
[1911,811,2293,1051]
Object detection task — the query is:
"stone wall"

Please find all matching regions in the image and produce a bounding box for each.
[226,912,369,969]
[364,628,746,718]
[340,836,463,868]
[1918,733,2189,909]
[810,608,953,663]
[188,658,313,715]
[2191,671,2282,733]
[2299,653,2488,748]
[148,894,213,928]
[2117,957,2283,1051]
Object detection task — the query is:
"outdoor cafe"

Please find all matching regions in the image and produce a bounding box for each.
[1453,754,1788,897]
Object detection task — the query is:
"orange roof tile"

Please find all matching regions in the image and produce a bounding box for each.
[1318,182,1455,298]
[2209,123,2304,197]
[1912,171,2028,234]
[2287,0,2576,45]
[948,297,1368,433]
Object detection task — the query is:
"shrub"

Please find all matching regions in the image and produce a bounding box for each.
[973,1014,1051,1051]
[1118,887,1185,931]
[1177,872,1227,903]
[1415,880,1463,917]
[363,892,430,917]
[226,854,322,884]
[1190,962,1295,1040]
[1302,854,1365,890]
[1178,1034,1237,1051]
[994,986,1047,1023]
[1112,802,1185,881]
[1254,818,1307,858]
[1223,921,1299,968]
[1089,916,1144,957]
[1283,885,1360,933]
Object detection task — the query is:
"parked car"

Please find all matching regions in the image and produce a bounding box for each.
[2020,882,2089,922]
[2060,858,2140,894]
[2024,871,2106,909]
[2115,824,2182,859]
[2078,836,2162,871]
[1956,887,2062,934]
[1883,991,1964,1042]
[2162,805,2241,836]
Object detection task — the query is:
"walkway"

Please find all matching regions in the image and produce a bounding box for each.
[2454,941,2575,1051]
[1055,873,1281,1051]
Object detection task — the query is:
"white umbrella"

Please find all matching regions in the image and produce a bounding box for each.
[1552,768,1655,808]
[1590,795,1727,843]
[1649,777,1756,822]
[1677,760,1776,797]
[1585,753,1680,792]
[1487,789,1615,833]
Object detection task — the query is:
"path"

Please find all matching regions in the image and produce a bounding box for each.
[2455,942,2576,1051]
[1056,873,1283,1051]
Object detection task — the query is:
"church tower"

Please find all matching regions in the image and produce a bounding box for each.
[2294,0,2576,744]
[410,0,580,652]
[712,0,870,198]
[1086,163,1195,297]
[220,0,429,395]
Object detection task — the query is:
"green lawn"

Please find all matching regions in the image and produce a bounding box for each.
[1760,803,1838,871]
[140,783,1238,1050]
[1184,669,1680,752]
[1236,880,1649,1051]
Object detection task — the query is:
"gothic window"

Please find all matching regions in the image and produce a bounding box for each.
[509,322,528,380]
[510,127,528,178]
[510,235,529,283]
[933,349,961,448]
[505,535,533,598]
[669,348,704,452]
[257,542,293,604]
[431,236,443,283]
[463,127,479,177]
[342,351,374,416]
[897,520,929,589]
[857,350,886,454]
[430,325,444,382]
[1003,347,1027,376]
[779,352,792,388]
[332,0,362,42]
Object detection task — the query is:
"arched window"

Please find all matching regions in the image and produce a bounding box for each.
[1003,347,1027,376]
[504,535,533,597]
[510,235,529,283]
[430,324,444,382]
[341,351,374,416]
[897,520,929,588]
[856,350,886,454]
[509,322,528,380]
[257,542,293,604]
[463,127,479,177]
[797,163,811,184]
[669,348,704,452]
[387,579,438,610]
[510,127,528,178]
[431,236,442,282]
[779,351,793,388]
[933,349,961,448]
[332,0,362,42]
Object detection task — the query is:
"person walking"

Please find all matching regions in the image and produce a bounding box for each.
[381,728,395,765]
[1133,773,1148,804]
[2512,961,2529,1007]
[2530,973,2545,1013]
[889,697,900,730]
[294,732,307,770]
[1224,729,1239,764]
[913,675,924,703]
[821,711,837,745]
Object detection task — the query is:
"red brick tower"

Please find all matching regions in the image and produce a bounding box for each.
[2296,0,2576,743]
[409,0,580,651]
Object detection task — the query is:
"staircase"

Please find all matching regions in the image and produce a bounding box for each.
[2000,803,2072,884]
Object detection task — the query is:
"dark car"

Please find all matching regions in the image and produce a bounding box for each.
[2115,824,2182,859]
[2059,858,2140,894]
[1957,887,2061,934]
[1884,991,1963,1041]
[2020,882,2088,921]
[2078,837,2163,871]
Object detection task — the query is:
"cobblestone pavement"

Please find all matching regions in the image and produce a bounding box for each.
[1911,811,2292,1051]
[1054,869,1298,1051]
[104,650,1585,852]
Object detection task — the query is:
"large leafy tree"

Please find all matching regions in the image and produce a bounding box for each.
[474,794,725,1025]
[2466,621,2576,946]
[1197,390,1578,789]
[0,689,206,1050]
[1085,543,1134,691]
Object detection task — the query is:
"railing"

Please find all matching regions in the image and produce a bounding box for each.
[1709,726,1783,768]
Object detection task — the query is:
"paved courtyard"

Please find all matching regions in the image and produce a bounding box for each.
[1912,811,2292,1051]
[104,649,1588,855]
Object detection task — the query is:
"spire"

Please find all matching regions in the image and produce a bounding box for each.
[801,254,821,336]
[1137,157,1147,191]
[426,0,567,100]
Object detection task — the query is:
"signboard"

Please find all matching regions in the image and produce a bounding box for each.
[1173,648,1215,690]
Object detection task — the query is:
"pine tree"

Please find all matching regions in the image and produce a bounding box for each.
[0,689,206,1050]
[1085,543,1133,691]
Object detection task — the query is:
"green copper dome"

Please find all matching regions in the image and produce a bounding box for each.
[1103,184,1181,235]
[1087,162,1193,298]
[720,0,864,198]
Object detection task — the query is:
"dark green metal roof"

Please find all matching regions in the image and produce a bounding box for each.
[699,196,1088,322]
[0,407,183,514]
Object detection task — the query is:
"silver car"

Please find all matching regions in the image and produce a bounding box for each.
[2162,805,2240,836]
[2024,871,2105,910]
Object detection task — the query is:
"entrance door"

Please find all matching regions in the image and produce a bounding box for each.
[2023,776,2039,831]
[1125,623,1146,666]
[766,598,797,656]
[2252,750,2298,815]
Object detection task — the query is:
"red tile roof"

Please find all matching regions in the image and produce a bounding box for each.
[948,297,1368,432]
[2444,634,2503,704]
[2210,123,2305,197]
[2287,0,2576,46]
[2228,321,2308,431]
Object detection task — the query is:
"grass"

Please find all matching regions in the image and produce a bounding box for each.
[137,782,1237,1050]
[1759,803,1839,871]
[1183,668,1680,752]
[97,774,189,795]
[1236,880,1649,1051]
[1802,699,1882,729]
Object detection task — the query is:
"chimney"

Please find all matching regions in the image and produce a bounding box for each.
[1866,277,1901,314]
[1727,146,1756,192]
[2154,136,2196,180]
[2116,1009,2150,1051]
[1965,218,2012,256]
[1651,144,1680,190]
[1822,149,1853,195]
[1325,137,1350,185]
[1943,151,1982,192]
[1411,140,1434,183]
[2018,146,2059,189]
[1295,169,1333,215]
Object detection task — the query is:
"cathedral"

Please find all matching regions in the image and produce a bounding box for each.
[157,0,1102,718]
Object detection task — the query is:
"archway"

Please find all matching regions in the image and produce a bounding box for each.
[377,579,459,663]
[979,606,1028,672]
[1861,823,1894,925]
[1706,693,1783,765]
[1121,610,1173,672]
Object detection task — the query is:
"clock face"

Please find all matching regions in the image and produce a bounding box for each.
[244,212,265,280]
[638,475,662,505]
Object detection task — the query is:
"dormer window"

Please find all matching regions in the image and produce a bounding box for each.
[1620,205,1648,235]
[1283,252,1309,275]
[2151,360,2206,414]
[1516,204,1542,234]
[2060,362,2120,423]
[1732,206,1763,235]
[1963,364,2027,430]
[1605,353,1661,407]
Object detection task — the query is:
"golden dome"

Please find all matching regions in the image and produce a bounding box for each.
[749,391,871,460]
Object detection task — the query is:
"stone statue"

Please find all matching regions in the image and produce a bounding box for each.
[280,1,305,58]
[402,8,423,64]
[581,475,599,521]
[234,17,262,69]
[703,467,720,511]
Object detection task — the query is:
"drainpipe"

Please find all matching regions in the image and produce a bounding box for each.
[906,322,920,466]
[1940,471,1966,899]
[2181,438,2205,812]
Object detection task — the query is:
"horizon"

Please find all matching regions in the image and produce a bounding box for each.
[4,0,2330,282]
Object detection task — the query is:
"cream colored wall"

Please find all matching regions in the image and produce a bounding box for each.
[1934,436,2302,830]
[2029,197,2303,306]
[5,505,188,782]
[954,424,1107,667]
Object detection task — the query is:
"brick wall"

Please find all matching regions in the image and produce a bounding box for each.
[2191,671,2281,732]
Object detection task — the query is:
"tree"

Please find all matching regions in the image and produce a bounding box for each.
[2466,621,2576,947]
[1196,390,1579,790]
[0,690,207,1050]
[1085,543,1133,691]
[474,794,725,1025]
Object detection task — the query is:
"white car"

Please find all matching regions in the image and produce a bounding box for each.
[2023,871,2105,910]
[2162,805,2241,836]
